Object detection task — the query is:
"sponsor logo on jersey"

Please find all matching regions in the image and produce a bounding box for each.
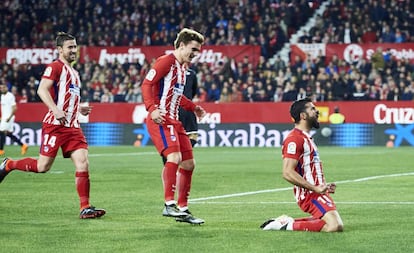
[146,69,156,81]
[44,66,53,77]
[69,84,80,96]
[287,142,296,154]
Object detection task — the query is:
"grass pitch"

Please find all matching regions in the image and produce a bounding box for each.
[0,145,413,253]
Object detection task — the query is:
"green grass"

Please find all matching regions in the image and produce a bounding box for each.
[0,145,413,253]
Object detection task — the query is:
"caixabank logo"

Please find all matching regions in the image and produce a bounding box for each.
[384,124,414,147]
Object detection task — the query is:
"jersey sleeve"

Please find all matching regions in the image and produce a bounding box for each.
[41,61,62,83]
[141,56,172,113]
[282,135,304,160]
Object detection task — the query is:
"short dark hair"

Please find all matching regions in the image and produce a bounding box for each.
[174,28,204,49]
[290,97,312,123]
[55,32,76,47]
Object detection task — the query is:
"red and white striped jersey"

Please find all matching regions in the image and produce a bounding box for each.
[41,60,81,128]
[282,128,326,202]
[142,54,195,123]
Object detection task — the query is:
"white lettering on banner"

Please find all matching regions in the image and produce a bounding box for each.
[373,104,414,124]
[366,48,414,62]
[296,43,326,59]
[192,49,225,64]
[98,48,146,65]
[6,48,57,64]
[198,113,221,124]
[10,124,42,146]
[197,123,291,147]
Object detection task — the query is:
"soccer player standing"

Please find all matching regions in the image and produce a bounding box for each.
[0,83,29,156]
[261,98,344,232]
[142,28,206,224]
[0,32,105,219]
[161,67,199,165]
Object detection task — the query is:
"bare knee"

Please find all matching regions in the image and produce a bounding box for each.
[166,152,181,164]
[37,163,52,173]
[37,156,54,173]
[180,159,195,171]
[323,223,344,232]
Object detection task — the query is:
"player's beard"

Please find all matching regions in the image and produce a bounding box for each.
[306,113,320,129]
[64,52,76,63]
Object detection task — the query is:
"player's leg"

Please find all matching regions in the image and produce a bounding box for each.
[294,193,342,232]
[175,133,204,224]
[5,131,28,155]
[0,121,8,155]
[321,210,344,232]
[188,133,198,147]
[0,151,55,183]
[176,149,194,209]
[161,151,187,217]
[64,127,105,219]
[147,119,187,217]
[261,193,342,232]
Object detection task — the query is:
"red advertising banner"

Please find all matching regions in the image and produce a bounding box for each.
[0,45,260,66]
[13,101,414,124]
[290,43,414,65]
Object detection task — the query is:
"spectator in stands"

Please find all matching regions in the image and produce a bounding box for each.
[206,83,221,103]
[2,0,414,104]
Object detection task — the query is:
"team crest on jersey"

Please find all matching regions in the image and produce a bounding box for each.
[287,142,296,154]
[145,69,156,81]
[171,135,177,141]
[43,66,53,77]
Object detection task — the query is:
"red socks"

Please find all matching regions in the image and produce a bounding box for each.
[293,218,326,232]
[7,158,91,211]
[177,168,193,208]
[162,162,179,202]
[75,171,90,210]
[7,158,38,172]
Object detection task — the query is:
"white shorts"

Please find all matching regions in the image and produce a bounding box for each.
[0,118,14,132]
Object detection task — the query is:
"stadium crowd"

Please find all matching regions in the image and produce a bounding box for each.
[1,0,414,104]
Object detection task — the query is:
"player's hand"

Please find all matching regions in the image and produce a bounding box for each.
[80,105,92,116]
[194,105,206,120]
[53,110,67,125]
[151,109,165,124]
[313,184,329,194]
[327,183,336,194]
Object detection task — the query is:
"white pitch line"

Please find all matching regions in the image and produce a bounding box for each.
[189,172,414,203]
[190,201,414,205]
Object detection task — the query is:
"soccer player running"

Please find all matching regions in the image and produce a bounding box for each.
[0,83,29,156]
[261,98,344,232]
[0,32,105,219]
[142,28,206,225]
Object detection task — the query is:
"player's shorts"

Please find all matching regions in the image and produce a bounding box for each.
[298,192,337,219]
[0,118,15,132]
[40,123,88,158]
[146,115,193,161]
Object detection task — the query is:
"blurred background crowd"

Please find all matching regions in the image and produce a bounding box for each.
[1,0,414,104]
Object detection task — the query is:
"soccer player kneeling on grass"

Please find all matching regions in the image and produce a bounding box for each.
[261,98,344,232]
